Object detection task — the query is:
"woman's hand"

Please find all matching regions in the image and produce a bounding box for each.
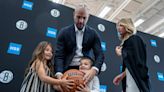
[113,74,123,86]
[113,71,126,86]
[115,46,122,56]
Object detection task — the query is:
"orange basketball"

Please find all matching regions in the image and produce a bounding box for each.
[62,69,85,92]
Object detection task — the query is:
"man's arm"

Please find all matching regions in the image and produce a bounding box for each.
[54,28,66,77]
[92,31,104,73]
[83,30,104,83]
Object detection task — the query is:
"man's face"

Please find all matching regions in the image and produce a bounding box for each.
[74,8,89,30]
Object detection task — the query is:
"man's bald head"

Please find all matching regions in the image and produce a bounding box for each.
[73,4,90,30]
[74,4,89,14]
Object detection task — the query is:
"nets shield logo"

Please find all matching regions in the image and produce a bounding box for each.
[0,70,13,84]
[98,24,105,32]
[101,63,107,72]
[154,55,160,63]
[100,85,107,92]
[50,9,60,18]
[22,0,34,10]
[7,42,22,55]
[16,20,28,30]
[46,27,57,38]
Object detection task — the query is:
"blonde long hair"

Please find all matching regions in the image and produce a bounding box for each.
[25,41,54,76]
[117,18,137,45]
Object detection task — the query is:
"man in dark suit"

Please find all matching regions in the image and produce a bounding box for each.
[54,4,104,85]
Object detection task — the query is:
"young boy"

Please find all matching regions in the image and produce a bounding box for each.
[77,56,100,92]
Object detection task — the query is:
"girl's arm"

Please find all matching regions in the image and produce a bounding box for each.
[37,61,61,85]
[36,61,74,86]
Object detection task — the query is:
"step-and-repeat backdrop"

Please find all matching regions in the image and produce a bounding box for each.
[0,0,164,92]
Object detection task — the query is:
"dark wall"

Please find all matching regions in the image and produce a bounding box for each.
[0,0,164,92]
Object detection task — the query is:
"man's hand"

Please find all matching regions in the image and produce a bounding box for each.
[83,68,97,84]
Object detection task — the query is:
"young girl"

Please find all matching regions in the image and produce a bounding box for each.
[77,56,100,92]
[20,41,74,92]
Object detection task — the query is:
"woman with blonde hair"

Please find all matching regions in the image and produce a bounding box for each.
[113,18,150,92]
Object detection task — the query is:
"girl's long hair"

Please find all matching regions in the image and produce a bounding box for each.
[24,41,54,76]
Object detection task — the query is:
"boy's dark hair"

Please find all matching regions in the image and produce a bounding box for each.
[79,56,94,66]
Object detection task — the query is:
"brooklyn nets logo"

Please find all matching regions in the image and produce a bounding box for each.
[16,20,28,30]
[154,55,160,63]
[98,24,105,32]
[50,9,60,18]
[0,70,13,83]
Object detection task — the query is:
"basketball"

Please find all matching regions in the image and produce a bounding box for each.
[62,69,85,92]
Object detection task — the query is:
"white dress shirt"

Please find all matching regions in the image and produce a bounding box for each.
[55,25,99,77]
[70,25,99,72]
[70,25,85,66]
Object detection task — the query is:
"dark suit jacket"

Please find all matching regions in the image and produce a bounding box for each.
[54,24,104,73]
